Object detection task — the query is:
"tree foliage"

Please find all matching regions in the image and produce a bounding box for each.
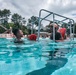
[11,13,22,24]
[0,9,76,35]
[0,9,27,34]
[11,13,26,29]
[28,16,38,26]
[0,9,10,25]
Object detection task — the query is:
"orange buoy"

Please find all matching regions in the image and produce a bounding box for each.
[58,28,66,38]
[28,34,37,41]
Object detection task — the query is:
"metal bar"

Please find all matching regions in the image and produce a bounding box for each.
[71,20,75,40]
[53,14,55,41]
[69,20,72,40]
[40,9,53,14]
[73,24,74,40]
[54,19,68,24]
[0,25,7,30]
[40,9,72,20]
[60,18,68,22]
[40,13,52,22]
[51,13,55,59]
[37,17,73,26]
[32,15,52,24]
[36,16,51,22]
[37,10,42,41]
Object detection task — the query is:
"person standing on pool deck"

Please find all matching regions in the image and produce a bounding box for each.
[12,28,24,43]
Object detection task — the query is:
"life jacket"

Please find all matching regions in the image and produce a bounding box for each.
[58,28,66,38]
[28,34,37,41]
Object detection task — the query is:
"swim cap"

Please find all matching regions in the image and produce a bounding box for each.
[28,34,37,41]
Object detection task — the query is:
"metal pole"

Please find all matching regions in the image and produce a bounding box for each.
[73,23,75,40]
[72,20,75,40]
[51,13,55,60]
[69,20,72,40]
[37,10,41,41]
[53,14,55,41]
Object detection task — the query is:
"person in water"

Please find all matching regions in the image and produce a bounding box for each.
[50,23,63,42]
[12,28,24,43]
[28,34,37,41]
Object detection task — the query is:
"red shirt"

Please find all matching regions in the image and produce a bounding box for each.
[58,28,66,38]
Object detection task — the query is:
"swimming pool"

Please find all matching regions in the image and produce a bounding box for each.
[0,38,76,75]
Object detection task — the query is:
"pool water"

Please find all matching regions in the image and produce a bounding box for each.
[0,38,76,75]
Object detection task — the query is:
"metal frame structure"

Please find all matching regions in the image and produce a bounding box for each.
[37,9,75,41]
[36,9,75,59]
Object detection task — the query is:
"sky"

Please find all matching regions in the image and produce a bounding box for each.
[0,0,76,24]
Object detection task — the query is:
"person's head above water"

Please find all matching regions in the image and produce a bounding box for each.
[28,34,37,41]
[12,28,23,40]
[49,23,59,32]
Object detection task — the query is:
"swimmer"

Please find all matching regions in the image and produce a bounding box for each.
[28,34,37,41]
[12,28,24,43]
[50,23,63,42]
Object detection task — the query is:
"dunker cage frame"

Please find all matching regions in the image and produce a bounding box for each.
[37,9,75,41]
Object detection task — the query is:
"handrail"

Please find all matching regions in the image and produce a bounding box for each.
[0,25,7,30]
